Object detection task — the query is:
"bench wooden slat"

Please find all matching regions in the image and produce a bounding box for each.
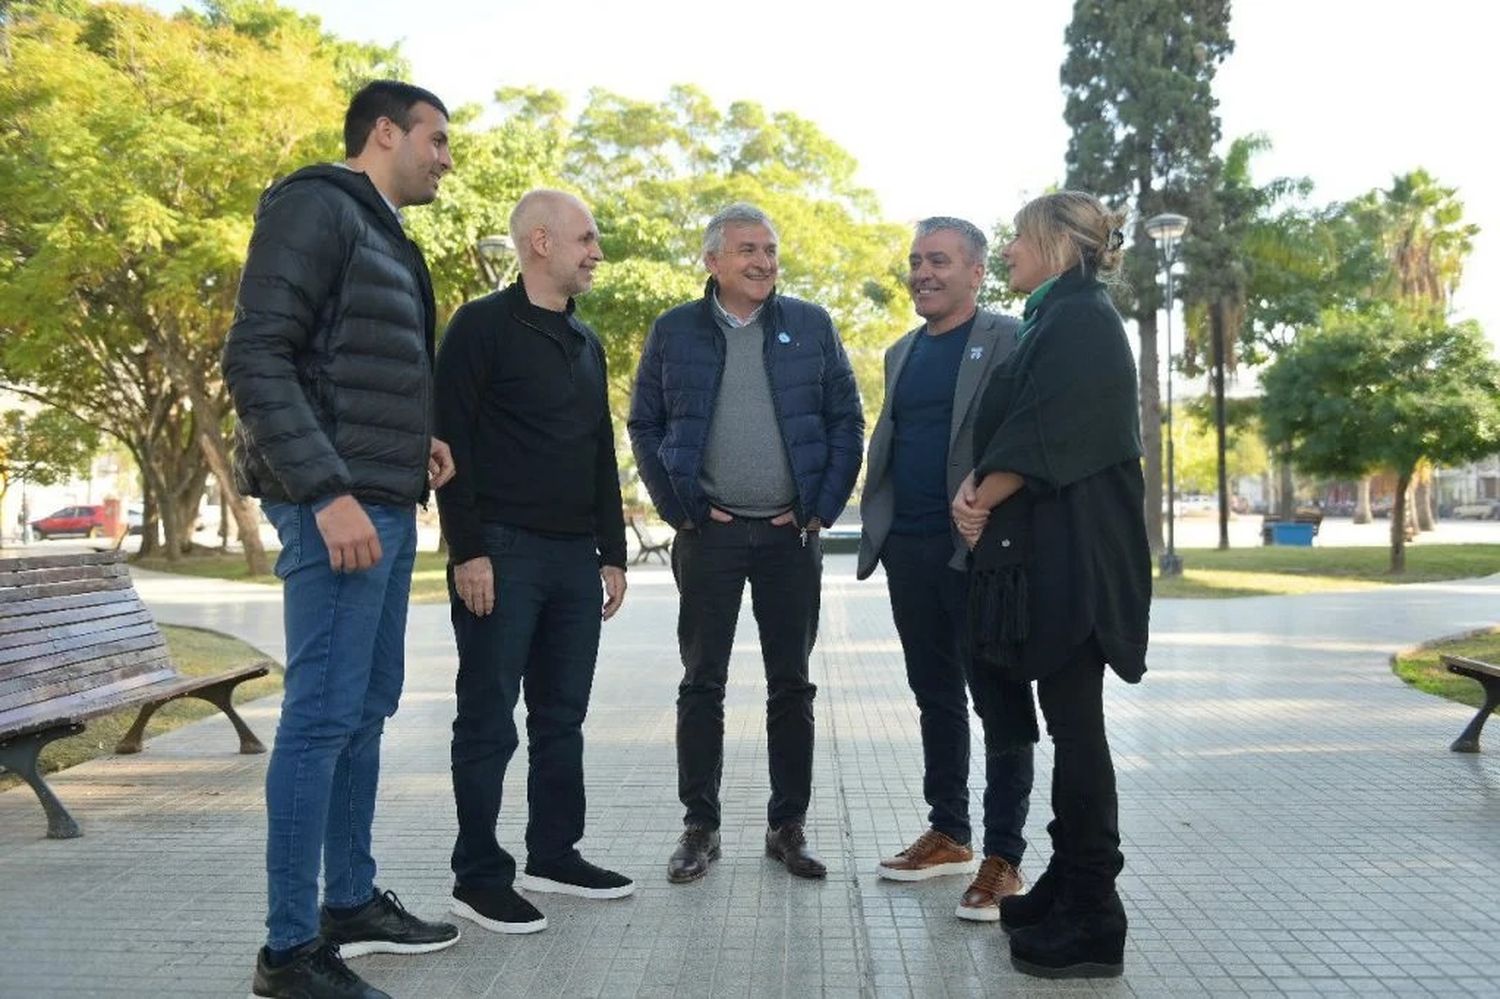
[0,605,153,652]
[0,634,170,704]
[0,576,133,605]
[1,671,198,741]
[0,660,181,730]
[0,563,129,589]
[0,620,165,669]
[0,639,172,699]
[0,587,139,622]
[0,552,123,573]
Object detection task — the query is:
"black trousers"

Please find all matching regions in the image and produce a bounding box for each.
[1035,641,1123,902]
[882,531,1033,861]
[672,517,821,829]
[449,525,602,889]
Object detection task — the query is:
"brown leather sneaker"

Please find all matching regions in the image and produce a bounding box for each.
[876,829,979,882]
[956,855,1024,923]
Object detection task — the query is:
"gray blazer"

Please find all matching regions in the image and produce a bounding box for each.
[856,309,1020,579]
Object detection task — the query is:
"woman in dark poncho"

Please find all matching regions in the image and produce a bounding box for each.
[950,191,1151,979]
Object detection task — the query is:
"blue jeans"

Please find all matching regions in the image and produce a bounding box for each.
[882,530,1033,862]
[261,500,417,951]
[449,524,603,889]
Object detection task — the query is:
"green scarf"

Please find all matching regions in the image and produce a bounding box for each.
[1014,276,1060,342]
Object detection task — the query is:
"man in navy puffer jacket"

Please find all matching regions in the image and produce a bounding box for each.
[628,203,863,883]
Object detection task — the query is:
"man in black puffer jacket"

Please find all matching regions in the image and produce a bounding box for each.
[629,203,864,885]
[224,80,460,999]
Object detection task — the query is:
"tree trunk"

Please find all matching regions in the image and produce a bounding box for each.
[191,411,270,576]
[1415,464,1435,531]
[1278,450,1296,520]
[1354,477,1372,524]
[1137,310,1164,553]
[1389,468,1413,573]
[1211,300,1230,550]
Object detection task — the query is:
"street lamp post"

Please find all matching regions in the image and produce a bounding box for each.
[475,234,517,291]
[1145,212,1189,577]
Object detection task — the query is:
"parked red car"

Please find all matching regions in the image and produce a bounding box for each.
[30,505,107,540]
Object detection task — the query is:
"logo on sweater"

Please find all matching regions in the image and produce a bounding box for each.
[969,346,984,360]
[777,331,792,344]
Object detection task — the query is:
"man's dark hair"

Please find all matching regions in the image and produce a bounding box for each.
[343,80,449,158]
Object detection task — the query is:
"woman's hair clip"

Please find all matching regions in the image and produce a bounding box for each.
[1107,228,1126,251]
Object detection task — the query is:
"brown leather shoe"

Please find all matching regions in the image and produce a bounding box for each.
[668,825,720,884]
[876,829,979,882]
[956,855,1024,923]
[765,823,826,879]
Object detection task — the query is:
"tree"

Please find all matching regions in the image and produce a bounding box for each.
[1351,170,1480,530]
[0,406,98,546]
[0,1,355,571]
[477,86,912,417]
[1179,135,1309,539]
[1061,0,1234,552]
[1261,305,1500,572]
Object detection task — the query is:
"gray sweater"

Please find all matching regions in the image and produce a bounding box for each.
[698,312,797,517]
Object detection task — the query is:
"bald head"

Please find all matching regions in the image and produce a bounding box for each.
[510,190,586,263]
[508,189,603,309]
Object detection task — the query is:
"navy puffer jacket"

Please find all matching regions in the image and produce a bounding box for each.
[628,281,864,529]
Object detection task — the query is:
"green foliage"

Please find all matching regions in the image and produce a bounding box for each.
[0,1,351,556]
[0,406,98,491]
[1171,403,1267,494]
[472,85,912,414]
[1062,0,1234,319]
[1262,304,1500,485]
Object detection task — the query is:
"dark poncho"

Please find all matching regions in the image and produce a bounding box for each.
[968,265,1152,748]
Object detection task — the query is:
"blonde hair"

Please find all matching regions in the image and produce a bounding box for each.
[1013,191,1127,277]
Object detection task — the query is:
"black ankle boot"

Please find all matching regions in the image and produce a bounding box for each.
[998,862,1058,933]
[1008,889,1127,979]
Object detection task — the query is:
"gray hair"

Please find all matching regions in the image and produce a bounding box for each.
[914,217,988,264]
[702,202,779,258]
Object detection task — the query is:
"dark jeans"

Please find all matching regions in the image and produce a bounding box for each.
[672,517,821,829]
[1035,641,1122,903]
[882,531,1033,862]
[449,524,602,889]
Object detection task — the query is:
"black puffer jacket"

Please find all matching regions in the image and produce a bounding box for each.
[223,165,436,507]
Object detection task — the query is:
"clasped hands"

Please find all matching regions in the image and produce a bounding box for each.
[951,472,988,549]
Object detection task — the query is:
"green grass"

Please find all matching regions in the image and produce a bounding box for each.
[0,624,280,791]
[1153,544,1500,598]
[1392,627,1500,709]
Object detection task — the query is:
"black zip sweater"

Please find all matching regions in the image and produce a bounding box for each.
[434,278,627,568]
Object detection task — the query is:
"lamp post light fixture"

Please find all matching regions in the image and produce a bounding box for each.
[1144,212,1189,578]
[475,234,517,290]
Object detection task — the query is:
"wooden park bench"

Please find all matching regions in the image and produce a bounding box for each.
[1441,654,1500,753]
[629,514,671,565]
[0,551,272,839]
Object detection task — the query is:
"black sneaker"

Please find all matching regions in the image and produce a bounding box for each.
[450,883,548,934]
[252,940,391,998]
[319,887,460,958]
[520,854,636,899]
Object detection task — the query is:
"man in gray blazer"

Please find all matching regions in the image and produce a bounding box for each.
[857,217,1035,923]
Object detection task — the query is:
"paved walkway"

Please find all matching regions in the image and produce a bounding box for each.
[1,555,1498,998]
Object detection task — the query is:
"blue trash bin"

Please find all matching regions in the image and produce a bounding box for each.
[1269,521,1315,546]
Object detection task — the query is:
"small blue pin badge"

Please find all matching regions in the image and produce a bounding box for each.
[969,345,984,360]
[777,331,792,344]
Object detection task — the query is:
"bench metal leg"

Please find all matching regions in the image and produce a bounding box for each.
[0,725,86,839]
[1450,673,1500,753]
[115,677,266,756]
